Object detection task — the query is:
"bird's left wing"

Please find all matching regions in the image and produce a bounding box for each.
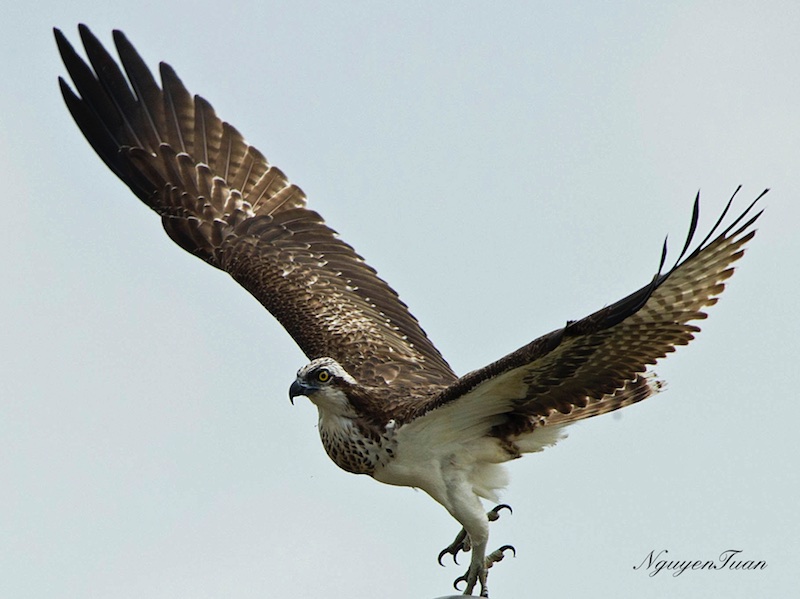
[401,189,765,439]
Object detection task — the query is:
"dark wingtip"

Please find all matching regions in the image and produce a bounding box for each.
[57,76,73,98]
[112,29,127,44]
[659,236,668,272]
[53,26,71,56]
[675,193,700,264]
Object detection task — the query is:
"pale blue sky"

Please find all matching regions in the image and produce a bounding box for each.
[1,2,797,598]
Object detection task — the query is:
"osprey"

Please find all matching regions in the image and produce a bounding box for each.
[56,25,764,597]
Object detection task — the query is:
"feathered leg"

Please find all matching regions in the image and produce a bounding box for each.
[439,480,515,597]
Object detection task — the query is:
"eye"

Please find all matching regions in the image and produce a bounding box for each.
[317,369,331,383]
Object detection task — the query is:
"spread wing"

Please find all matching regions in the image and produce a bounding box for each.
[55,25,455,388]
[403,189,765,438]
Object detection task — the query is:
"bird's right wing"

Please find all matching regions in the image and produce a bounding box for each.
[55,25,456,388]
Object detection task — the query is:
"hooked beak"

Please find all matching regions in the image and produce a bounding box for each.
[288,379,307,405]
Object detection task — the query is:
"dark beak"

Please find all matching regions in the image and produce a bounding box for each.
[288,380,306,405]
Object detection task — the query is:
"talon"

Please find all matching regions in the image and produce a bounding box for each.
[486,544,516,567]
[487,504,512,522]
[438,546,460,566]
[437,528,468,566]
[453,573,468,591]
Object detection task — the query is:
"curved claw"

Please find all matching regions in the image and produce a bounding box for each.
[487,504,512,522]
[438,546,460,567]
[486,544,516,568]
[453,572,468,592]
[438,528,468,566]
[498,544,516,558]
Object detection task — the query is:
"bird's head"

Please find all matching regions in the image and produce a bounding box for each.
[289,357,358,416]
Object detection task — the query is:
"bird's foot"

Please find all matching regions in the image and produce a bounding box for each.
[437,504,512,566]
[486,503,512,524]
[438,527,470,566]
[453,545,516,597]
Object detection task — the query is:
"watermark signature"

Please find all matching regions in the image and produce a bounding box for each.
[633,549,767,577]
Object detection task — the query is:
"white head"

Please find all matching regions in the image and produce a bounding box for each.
[288,357,358,416]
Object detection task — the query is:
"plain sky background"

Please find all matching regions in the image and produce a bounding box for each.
[2,2,798,598]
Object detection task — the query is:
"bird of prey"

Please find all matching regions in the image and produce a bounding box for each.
[56,25,764,597]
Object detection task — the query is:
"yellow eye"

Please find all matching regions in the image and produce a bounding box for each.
[317,369,330,383]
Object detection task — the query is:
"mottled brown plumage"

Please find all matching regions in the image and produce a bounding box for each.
[55,24,454,390]
[56,25,765,598]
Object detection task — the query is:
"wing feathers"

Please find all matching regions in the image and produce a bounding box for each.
[57,25,763,404]
[416,190,764,437]
[56,26,454,387]
[160,64,192,154]
[113,29,165,147]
